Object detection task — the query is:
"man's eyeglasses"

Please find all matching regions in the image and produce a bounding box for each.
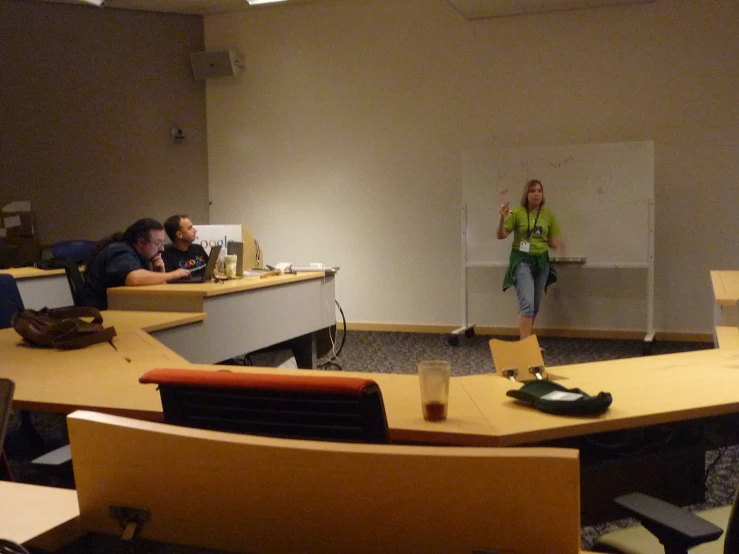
[147,240,165,248]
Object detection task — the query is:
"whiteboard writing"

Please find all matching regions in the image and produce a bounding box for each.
[462,141,654,267]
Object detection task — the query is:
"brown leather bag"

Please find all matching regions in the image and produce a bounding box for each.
[11,306,117,350]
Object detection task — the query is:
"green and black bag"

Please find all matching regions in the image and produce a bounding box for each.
[506,379,612,416]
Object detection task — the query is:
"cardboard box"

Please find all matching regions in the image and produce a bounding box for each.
[1,200,36,238]
[0,212,36,238]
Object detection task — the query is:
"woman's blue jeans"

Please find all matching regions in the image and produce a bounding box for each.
[513,259,549,317]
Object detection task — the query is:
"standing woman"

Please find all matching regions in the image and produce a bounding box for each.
[497,179,562,340]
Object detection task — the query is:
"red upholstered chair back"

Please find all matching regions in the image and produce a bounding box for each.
[140,369,390,444]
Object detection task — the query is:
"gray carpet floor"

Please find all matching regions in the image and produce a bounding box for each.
[4,331,733,553]
[318,330,712,374]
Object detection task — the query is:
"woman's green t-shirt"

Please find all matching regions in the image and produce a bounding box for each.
[503,206,560,255]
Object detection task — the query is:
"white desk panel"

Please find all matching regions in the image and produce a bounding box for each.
[151,276,336,364]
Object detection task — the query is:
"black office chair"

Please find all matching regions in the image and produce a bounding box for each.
[0,378,15,481]
[594,491,739,554]
[46,240,93,307]
[53,258,85,307]
[139,368,390,444]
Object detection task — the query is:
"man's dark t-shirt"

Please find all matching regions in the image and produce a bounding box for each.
[81,242,149,310]
[162,244,209,273]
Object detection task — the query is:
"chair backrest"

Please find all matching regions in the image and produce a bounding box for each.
[50,240,96,264]
[53,259,85,307]
[68,410,582,554]
[0,274,24,329]
[0,378,15,452]
[139,368,390,444]
[489,334,546,381]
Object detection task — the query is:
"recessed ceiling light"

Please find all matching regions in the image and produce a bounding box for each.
[246,0,289,5]
[80,0,106,6]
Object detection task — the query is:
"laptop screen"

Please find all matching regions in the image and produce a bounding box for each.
[197,244,221,282]
[170,244,221,284]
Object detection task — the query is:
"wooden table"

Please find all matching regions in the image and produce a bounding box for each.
[107,272,336,366]
[716,325,739,348]
[711,270,739,345]
[0,481,83,550]
[460,348,739,523]
[3,310,203,419]
[459,348,739,446]
[4,309,490,445]
[6,310,739,526]
[6,318,739,447]
[4,324,491,441]
[0,266,72,309]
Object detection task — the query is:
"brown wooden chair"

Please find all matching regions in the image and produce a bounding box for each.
[489,334,548,381]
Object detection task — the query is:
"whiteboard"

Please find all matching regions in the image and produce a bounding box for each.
[462,141,654,268]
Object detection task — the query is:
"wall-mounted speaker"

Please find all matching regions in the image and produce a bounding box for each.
[190,50,244,80]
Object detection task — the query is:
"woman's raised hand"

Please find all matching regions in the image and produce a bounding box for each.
[499,202,512,218]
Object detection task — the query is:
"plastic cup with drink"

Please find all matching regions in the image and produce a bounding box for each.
[417,360,451,422]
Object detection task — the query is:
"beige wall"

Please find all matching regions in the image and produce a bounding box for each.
[3,0,737,335]
[0,0,208,243]
[204,0,739,335]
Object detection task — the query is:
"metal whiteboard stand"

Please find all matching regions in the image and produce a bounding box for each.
[644,197,656,354]
[448,204,476,346]
[451,200,656,353]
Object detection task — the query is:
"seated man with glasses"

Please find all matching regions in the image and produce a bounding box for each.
[81,218,190,309]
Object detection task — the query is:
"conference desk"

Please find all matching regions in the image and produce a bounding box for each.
[6,318,739,448]
[107,271,336,366]
[459,348,739,446]
[0,481,83,551]
[3,310,204,418]
[3,324,492,441]
[711,270,739,342]
[0,266,73,309]
[458,348,739,523]
[5,310,739,525]
[716,325,739,348]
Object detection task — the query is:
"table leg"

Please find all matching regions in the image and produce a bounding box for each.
[289,333,317,369]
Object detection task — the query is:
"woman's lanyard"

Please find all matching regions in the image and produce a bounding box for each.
[526,207,541,239]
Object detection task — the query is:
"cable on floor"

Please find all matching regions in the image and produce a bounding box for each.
[319,300,346,370]
[705,446,728,481]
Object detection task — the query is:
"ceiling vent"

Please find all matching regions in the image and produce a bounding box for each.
[446,0,656,19]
